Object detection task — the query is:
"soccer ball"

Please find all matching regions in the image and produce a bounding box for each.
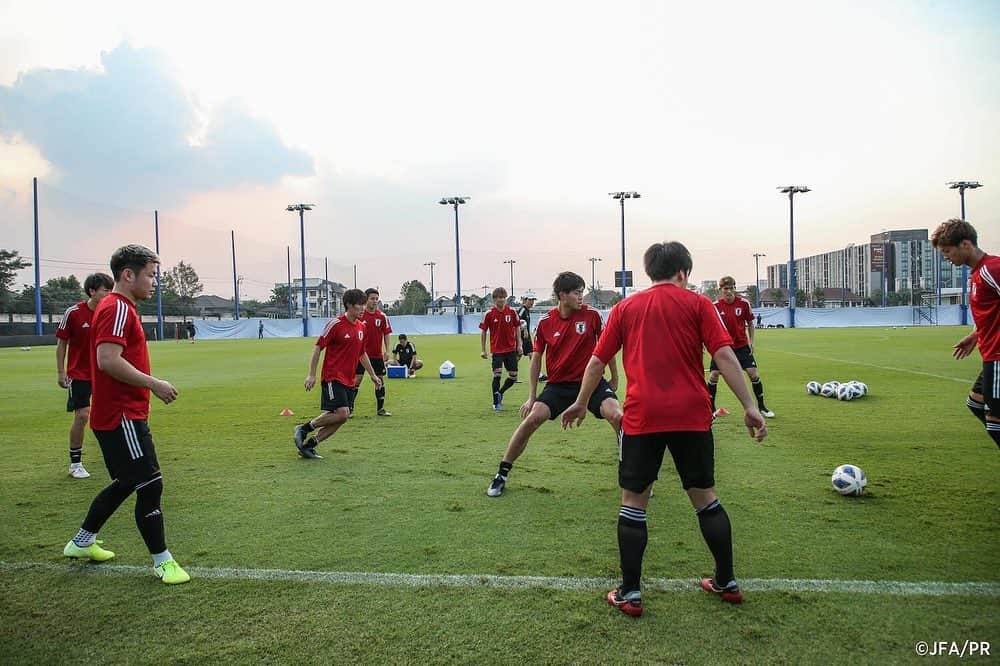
[831,464,867,496]
[820,382,839,398]
[836,384,855,401]
[854,382,869,396]
[806,381,821,395]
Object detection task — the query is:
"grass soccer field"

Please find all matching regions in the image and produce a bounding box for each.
[1,326,998,664]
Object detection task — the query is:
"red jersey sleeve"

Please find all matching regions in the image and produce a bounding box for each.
[594,304,624,364]
[700,297,734,355]
[591,309,604,338]
[56,305,76,341]
[92,298,130,348]
[532,318,547,354]
[741,300,754,324]
[382,314,392,335]
[479,314,489,331]
[316,319,337,349]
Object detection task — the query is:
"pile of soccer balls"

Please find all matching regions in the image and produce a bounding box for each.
[806,380,868,401]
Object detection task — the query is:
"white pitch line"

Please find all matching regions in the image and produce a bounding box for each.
[3,561,997,597]
[771,350,970,384]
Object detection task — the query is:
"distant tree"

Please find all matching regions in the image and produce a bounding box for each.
[269,284,291,314]
[42,275,84,312]
[162,261,203,321]
[0,250,31,310]
[765,288,784,304]
[240,299,265,317]
[745,285,759,306]
[397,280,431,315]
[608,293,623,306]
[794,289,808,307]
[811,286,826,308]
[704,284,720,300]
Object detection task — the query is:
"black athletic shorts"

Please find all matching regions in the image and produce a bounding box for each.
[537,379,617,420]
[492,351,519,372]
[972,361,1000,414]
[321,380,352,412]
[93,418,161,488]
[618,430,715,492]
[66,379,92,412]
[356,357,387,376]
[709,345,757,371]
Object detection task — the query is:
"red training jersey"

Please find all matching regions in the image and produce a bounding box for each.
[533,305,604,383]
[89,293,151,430]
[971,253,1000,361]
[594,283,733,434]
[56,300,96,380]
[360,308,392,358]
[316,315,367,385]
[480,306,521,354]
[714,296,754,349]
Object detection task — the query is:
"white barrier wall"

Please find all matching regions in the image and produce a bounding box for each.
[191,305,967,340]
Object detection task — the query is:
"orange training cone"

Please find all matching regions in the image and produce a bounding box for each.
[279,408,294,416]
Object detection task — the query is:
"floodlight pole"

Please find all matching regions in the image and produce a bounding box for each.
[324,257,329,317]
[424,261,436,312]
[32,177,41,335]
[947,181,982,325]
[154,210,164,341]
[231,230,240,320]
[286,246,293,319]
[752,253,766,308]
[503,259,516,299]
[439,197,469,333]
[588,257,602,307]
[609,192,639,300]
[286,204,314,337]
[777,186,810,327]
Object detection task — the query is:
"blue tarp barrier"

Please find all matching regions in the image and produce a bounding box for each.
[191,305,966,339]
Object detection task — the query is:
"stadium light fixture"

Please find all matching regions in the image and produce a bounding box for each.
[946,181,982,325]
[503,259,517,300]
[423,262,436,312]
[608,191,640,300]
[776,186,810,327]
[588,257,602,308]
[752,253,766,308]
[286,203,315,337]
[439,197,470,333]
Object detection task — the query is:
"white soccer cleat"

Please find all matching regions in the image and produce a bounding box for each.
[68,463,91,479]
[761,409,775,418]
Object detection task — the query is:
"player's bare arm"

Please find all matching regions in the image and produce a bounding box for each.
[56,338,70,387]
[96,342,177,405]
[520,351,543,419]
[304,345,322,390]
[953,328,977,360]
[359,352,383,389]
[480,329,489,359]
[607,356,619,392]
[561,355,606,430]
[713,345,766,442]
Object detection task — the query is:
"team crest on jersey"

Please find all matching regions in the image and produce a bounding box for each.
[575,321,586,334]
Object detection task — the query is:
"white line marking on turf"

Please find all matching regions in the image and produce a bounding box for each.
[3,561,997,596]
[771,350,970,384]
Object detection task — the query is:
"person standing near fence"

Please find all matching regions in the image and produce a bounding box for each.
[56,272,113,479]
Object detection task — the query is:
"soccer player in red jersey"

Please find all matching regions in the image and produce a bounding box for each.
[56,272,113,478]
[480,286,523,411]
[563,241,767,616]
[352,288,393,416]
[294,289,383,459]
[933,219,1000,448]
[707,275,775,418]
[486,272,621,497]
[62,245,190,584]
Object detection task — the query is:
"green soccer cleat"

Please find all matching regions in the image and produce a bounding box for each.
[153,559,191,585]
[63,539,115,562]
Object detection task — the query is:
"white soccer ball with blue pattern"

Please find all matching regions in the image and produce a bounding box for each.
[831,464,867,496]
[820,381,839,398]
[836,384,857,401]
[853,381,868,396]
[806,381,821,395]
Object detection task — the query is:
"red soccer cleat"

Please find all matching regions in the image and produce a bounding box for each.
[607,588,643,617]
[700,578,744,604]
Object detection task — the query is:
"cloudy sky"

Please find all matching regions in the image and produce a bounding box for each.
[1,0,998,303]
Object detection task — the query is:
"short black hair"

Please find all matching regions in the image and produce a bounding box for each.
[398,333,407,340]
[552,271,585,297]
[109,245,159,281]
[365,288,379,298]
[84,272,114,297]
[644,241,693,282]
[343,288,366,308]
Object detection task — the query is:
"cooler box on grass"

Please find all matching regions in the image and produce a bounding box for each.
[439,360,456,379]
[387,365,409,379]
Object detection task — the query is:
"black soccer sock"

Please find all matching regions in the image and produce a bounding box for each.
[500,377,516,394]
[376,386,386,411]
[81,480,133,534]
[498,460,513,478]
[69,448,82,464]
[348,387,359,410]
[618,506,648,593]
[300,421,316,434]
[135,476,166,555]
[707,381,718,410]
[697,500,735,588]
[987,421,1000,449]
[492,376,501,399]
[967,397,987,425]
[752,379,766,409]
